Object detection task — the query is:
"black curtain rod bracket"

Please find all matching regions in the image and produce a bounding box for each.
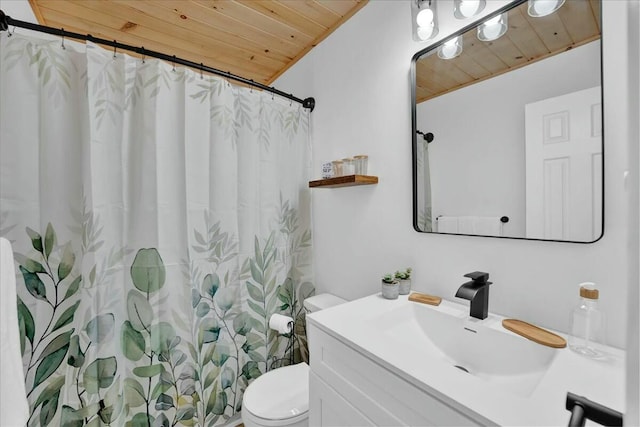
[0,10,315,111]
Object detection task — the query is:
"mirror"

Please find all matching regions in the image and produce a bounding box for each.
[411,0,603,242]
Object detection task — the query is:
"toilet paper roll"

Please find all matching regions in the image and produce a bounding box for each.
[269,313,294,334]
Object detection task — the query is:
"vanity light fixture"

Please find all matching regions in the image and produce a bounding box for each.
[412,0,439,41]
[453,0,486,19]
[477,13,508,41]
[527,0,566,17]
[438,36,463,60]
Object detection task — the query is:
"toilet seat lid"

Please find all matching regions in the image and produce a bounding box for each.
[243,362,309,421]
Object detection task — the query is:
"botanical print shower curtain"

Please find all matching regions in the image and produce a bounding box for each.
[0,33,314,427]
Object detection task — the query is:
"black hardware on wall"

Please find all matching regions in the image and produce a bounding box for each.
[0,10,315,111]
[417,130,434,143]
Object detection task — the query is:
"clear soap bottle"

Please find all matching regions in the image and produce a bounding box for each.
[569,282,605,359]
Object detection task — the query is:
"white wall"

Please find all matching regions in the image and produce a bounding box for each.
[275,0,635,354]
[416,42,600,238]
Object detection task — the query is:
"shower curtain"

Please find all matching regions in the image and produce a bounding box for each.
[0,33,314,427]
[416,137,432,232]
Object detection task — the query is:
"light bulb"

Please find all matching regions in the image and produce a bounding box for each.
[528,0,565,17]
[417,24,436,41]
[477,13,508,41]
[416,8,434,27]
[438,36,462,59]
[454,0,485,19]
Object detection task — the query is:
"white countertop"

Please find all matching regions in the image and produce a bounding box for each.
[307,293,626,426]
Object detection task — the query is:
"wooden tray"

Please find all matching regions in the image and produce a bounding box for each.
[408,292,442,306]
[502,319,567,348]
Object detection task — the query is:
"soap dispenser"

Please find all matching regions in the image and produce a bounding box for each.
[569,282,605,358]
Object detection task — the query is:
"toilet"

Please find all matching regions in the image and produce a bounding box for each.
[241,293,346,427]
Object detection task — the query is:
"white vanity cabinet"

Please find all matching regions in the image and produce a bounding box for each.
[307,322,486,427]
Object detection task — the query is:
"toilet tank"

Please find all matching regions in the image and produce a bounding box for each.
[303,293,346,313]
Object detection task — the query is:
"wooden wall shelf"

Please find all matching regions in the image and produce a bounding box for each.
[309,175,378,188]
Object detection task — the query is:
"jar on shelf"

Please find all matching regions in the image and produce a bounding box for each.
[331,160,344,177]
[342,158,355,175]
[353,155,368,175]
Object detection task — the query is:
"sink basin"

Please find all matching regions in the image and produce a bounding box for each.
[371,300,559,397]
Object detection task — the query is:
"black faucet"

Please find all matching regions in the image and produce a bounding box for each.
[455,271,492,320]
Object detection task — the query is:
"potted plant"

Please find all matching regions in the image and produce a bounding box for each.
[395,268,412,295]
[381,273,399,299]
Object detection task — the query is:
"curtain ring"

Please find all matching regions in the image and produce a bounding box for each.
[200,63,204,80]
[7,26,15,37]
[289,95,293,106]
[172,55,176,72]
[141,46,145,64]
[112,40,117,59]
[249,79,253,93]
[60,29,65,49]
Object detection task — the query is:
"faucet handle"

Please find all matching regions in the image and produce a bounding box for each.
[464,271,491,284]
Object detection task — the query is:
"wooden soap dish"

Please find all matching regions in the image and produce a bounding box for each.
[408,292,442,306]
[502,319,567,348]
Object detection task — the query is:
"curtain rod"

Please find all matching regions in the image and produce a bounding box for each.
[0,10,316,112]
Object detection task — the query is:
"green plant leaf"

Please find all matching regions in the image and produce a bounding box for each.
[39,388,60,426]
[85,313,115,343]
[203,367,219,390]
[198,317,220,345]
[203,273,219,298]
[33,376,65,411]
[205,380,218,415]
[133,364,164,378]
[246,282,263,302]
[63,276,82,300]
[247,299,265,317]
[26,227,44,253]
[191,288,201,308]
[17,296,35,346]
[67,334,85,367]
[121,320,146,361]
[155,393,174,411]
[220,366,234,389]
[215,287,235,313]
[176,405,195,421]
[210,346,230,367]
[196,301,210,317]
[241,361,262,381]
[20,266,47,301]
[15,255,46,273]
[33,329,73,387]
[250,259,263,284]
[130,248,166,293]
[154,413,170,427]
[44,222,56,259]
[151,380,172,400]
[233,312,252,336]
[57,243,75,281]
[128,412,154,427]
[126,289,153,331]
[83,356,117,394]
[211,390,227,415]
[150,322,176,355]
[51,300,80,332]
[60,405,84,427]
[124,378,146,408]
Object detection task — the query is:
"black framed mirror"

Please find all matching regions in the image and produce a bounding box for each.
[411,0,603,242]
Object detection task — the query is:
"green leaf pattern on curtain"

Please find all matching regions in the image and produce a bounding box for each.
[1,34,313,426]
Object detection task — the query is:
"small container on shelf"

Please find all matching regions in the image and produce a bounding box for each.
[342,158,355,175]
[354,155,368,175]
[331,160,343,177]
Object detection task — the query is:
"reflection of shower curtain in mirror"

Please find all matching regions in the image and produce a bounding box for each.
[417,139,432,231]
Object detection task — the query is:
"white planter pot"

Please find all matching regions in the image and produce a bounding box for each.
[381,281,399,299]
[398,279,411,295]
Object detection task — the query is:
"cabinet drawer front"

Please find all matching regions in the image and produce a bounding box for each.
[309,371,377,427]
[309,325,482,426]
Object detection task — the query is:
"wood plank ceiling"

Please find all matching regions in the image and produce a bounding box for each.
[416,0,601,103]
[28,0,368,86]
